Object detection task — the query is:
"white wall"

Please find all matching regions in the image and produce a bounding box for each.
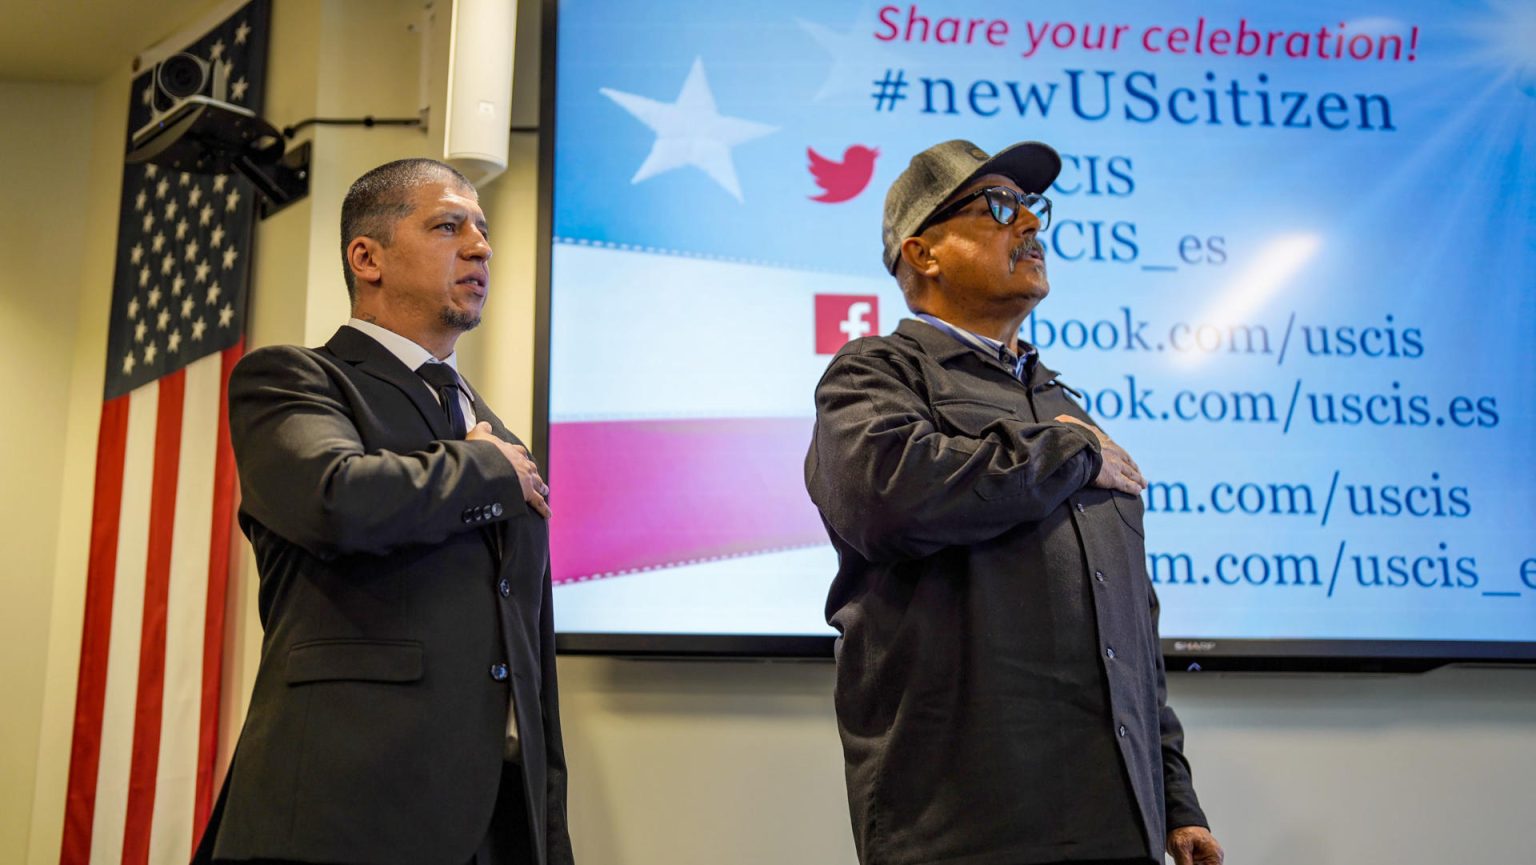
[9,2,1536,864]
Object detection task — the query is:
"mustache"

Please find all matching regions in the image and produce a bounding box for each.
[1008,237,1045,273]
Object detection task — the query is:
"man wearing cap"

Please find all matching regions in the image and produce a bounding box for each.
[806,140,1223,865]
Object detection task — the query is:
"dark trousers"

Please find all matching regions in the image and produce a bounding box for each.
[216,762,534,865]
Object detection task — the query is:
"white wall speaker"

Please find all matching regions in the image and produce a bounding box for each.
[422,0,517,187]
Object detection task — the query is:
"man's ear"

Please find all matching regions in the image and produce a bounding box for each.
[347,236,384,287]
[900,236,941,278]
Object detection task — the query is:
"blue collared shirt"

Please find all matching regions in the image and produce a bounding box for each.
[913,314,1038,383]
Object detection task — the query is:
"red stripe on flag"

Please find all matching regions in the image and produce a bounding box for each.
[121,370,185,865]
[60,396,131,865]
[194,342,241,847]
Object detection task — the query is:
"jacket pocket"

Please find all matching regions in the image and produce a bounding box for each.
[931,398,1015,438]
[285,639,424,685]
[1111,492,1146,538]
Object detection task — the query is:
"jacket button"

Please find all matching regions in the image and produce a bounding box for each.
[489,662,509,682]
[1105,646,1116,659]
[498,578,511,598]
[1075,502,1086,513]
[1117,724,1128,738]
[1094,570,1105,582]
[491,502,503,517]
[461,510,474,524]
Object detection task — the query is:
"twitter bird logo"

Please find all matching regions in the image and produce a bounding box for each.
[808,145,879,203]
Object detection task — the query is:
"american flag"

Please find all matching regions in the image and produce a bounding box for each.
[61,2,268,863]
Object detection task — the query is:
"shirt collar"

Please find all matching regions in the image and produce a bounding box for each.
[345,318,472,400]
[913,314,1037,382]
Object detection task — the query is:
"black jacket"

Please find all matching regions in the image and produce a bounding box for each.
[196,326,573,865]
[806,319,1206,865]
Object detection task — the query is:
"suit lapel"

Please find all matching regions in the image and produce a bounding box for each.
[324,326,451,440]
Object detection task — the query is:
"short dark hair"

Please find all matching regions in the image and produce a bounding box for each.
[339,158,474,302]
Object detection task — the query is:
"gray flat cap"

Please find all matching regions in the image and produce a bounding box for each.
[881,139,1062,273]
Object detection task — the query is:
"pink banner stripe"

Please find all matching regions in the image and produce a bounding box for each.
[548,417,826,584]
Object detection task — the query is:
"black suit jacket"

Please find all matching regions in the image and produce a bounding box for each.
[195,326,573,865]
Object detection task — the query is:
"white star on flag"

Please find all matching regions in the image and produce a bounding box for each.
[200,203,215,226]
[211,225,225,247]
[148,286,162,308]
[218,303,234,327]
[189,186,202,206]
[168,330,182,352]
[152,232,166,253]
[182,297,195,317]
[130,244,144,264]
[144,341,158,364]
[207,282,222,304]
[600,57,777,202]
[195,260,211,282]
[222,247,239,269]
[136,190,147,211]
[226,189,241,212]
[157,309,170,331]
[231,77,249,101]
[176,218,190,240]
[122,352,135,374]
[172,274,185,295]
[186,240,201,262]
[142,213,154,233]
[210,38,225,60]
[134,320,147,343]
[192,317,207,340]
[213,175,227,192]
[156,177,169,198]
[127,298,140,319]
[235,20,250,44]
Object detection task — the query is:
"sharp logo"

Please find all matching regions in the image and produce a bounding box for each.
[815,295,880,354]
[1174,641,1218,652]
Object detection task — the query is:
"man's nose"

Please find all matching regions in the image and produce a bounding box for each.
[465,232,492,261]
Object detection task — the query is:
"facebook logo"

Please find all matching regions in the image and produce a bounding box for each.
[815,294,880,354]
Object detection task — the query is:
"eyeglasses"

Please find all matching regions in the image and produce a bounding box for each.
[916,186,1052,236]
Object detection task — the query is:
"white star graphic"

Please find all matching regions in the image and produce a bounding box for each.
[186,240,201,262]
[192,317,207,340]
[135,189,147,211]
[157,309,170,331]
[235,20,251,44]
[144,341,158,364]
[207,281,222,304]
[151,232,166,253]
[210,225,225,247]
[175,218,190,240]
[600,58,777,202]
[213,175,227,192]
[181,297,195,318]
[145,164,158,178]
[134,320,147,343]
[188,186,202,206]
[161,253,175,275]
[222,247,239,269]
[797,15,910,103]
[164,199,179,220]
[122,352,136,374]
[210,39,225,60]
[172,274,185,296]
[148,286,162,308]
[155,177,169,198]
[130,244,144,265]
[139,266,150,287]
[127,298,140,319]
[219,303,234,327]
[179,172,191,186]
[142,213,155,233]
[231,77,249,101]
[168,330,182,352]
[195,260,211,283]
[226,188,241,212]
[200,204,215,226]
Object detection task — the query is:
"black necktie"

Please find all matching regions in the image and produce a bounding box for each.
[416,362,467,439]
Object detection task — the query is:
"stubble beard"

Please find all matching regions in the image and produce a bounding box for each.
[440,306,482,332]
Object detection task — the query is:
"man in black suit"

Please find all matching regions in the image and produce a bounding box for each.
[195,159,573,865]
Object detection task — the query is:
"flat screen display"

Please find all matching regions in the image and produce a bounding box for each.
[540,0,1536,666]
